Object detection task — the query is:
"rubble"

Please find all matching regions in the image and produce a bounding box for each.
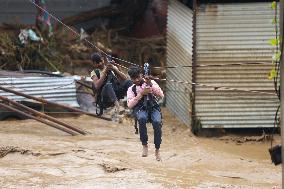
[0,0,167,78]
[0,0,167,125]
[0,146,41,158]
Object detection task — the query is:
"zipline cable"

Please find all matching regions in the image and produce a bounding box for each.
[29,0,141,68]
[28,0,278,97]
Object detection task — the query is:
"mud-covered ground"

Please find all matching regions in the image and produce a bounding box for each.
[0,109,281,189]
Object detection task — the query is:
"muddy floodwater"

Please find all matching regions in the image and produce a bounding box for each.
[0,109,281,189]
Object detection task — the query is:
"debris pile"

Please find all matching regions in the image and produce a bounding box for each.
[0,146,41,158]
[0,0,167,128]
[99,163,128,173]
[0,0,167,78]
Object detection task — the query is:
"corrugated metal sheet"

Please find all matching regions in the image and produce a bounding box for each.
[196,2,280,128]
[0,76,79,107]
[0,0,111,25]
[166,0,193,126]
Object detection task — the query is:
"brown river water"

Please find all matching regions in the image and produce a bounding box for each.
[0,109,281,189]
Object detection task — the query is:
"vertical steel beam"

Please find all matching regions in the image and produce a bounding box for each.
[279,0,284,184]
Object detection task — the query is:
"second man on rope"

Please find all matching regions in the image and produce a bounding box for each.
[90,52,132,119]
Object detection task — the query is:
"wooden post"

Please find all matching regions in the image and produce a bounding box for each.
[0,103,78,136]
[0,85,111,121]
[0,96,87,135]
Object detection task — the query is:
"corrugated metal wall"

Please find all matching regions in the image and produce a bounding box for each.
[0,0,111,25]
[195,2,279,128]
[166,0,193,126]
[0,76,79,107]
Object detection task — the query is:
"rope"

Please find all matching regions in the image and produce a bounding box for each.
[28,0,278,97]
[29,0,141,68]
[29,1,274,70]
[153,62,272,69]
[156,78,276,96]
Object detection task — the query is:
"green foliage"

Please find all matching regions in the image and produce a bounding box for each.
[269,38,280,46]
[268,1,280,80]
[272,51,281,62]
[272,18,277,24]
[271,1,277,9]
[268,68,277,80]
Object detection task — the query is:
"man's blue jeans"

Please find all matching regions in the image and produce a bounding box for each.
[136,109,162,149]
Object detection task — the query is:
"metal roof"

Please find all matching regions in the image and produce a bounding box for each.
[0,76,79,107]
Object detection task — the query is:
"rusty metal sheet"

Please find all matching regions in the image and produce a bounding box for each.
[195,2,280,128]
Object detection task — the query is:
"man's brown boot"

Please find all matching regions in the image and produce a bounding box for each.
[155,149,161,161]
[142,145,148,157]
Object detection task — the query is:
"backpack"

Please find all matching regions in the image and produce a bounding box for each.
[93,69,118,116]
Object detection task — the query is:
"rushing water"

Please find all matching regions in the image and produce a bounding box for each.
[0,109,281,188]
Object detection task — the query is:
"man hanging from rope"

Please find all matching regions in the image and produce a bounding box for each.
[127,66,164,161]
[90,52,132,120]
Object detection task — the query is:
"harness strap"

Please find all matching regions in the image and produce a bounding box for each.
[131,84,161,123]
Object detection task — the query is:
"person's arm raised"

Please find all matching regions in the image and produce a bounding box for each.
[92,67,108,90]
[107,61,128,81]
